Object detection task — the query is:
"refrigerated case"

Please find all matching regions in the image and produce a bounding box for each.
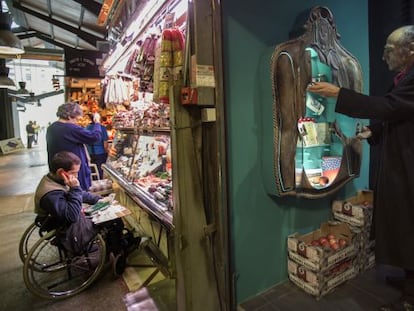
[104,126,173,228]
[102,124,174,287]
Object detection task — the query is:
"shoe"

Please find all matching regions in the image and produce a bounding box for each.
[380,295,414,311]
[386,276,407,290]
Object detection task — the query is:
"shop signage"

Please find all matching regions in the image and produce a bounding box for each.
[65,49,104,78]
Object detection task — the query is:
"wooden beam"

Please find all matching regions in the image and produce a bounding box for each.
[0,47,64,61]
[190,0,215,107]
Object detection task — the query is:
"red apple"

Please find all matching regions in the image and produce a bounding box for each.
[321,240,330,248]
[319,237,328,244]
[330,242,339,250]
[327,234,336,240]
[338,238,347,248]
[329,238,338,246]
[310,240,320,246]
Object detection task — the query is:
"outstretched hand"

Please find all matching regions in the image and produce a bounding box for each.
[307,82,340,98]
[356,126,372,140]
[93,112,101,123]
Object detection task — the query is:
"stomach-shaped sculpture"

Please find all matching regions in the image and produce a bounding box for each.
[268,6,363,198]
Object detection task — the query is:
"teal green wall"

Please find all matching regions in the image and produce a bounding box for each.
[221,0,369,304]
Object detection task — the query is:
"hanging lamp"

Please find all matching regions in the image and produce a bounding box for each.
[16,56,29,95]
[0,58,15,88]
[0,9,24,55]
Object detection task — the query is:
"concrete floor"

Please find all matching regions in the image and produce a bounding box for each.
[0,138,175,311]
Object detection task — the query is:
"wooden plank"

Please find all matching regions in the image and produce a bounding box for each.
[191,0,215,106]
[171,85,221,311]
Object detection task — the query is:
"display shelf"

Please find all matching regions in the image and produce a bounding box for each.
[107,131,139,180]
[115,127,170,134]
[104,126,172,229]
[66,78,101,103]
[102,164,173,230]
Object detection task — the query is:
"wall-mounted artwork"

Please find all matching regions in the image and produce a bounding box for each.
[270,6,363,198]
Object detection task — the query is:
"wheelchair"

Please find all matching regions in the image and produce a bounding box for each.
[19,216,55,263]
[21,216,140,300]
[19,220,41,263]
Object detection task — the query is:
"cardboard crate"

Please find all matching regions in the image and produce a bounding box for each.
[288,257,357,299]
[349,225,373,250]
[347,224,376,273]
[363,250,376,271]
[332,190,373,227]
[287,221,357,271]
[288,257,356,287]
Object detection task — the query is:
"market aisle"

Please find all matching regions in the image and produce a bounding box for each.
[0,140,48,197]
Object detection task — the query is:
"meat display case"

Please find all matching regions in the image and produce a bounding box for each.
[102,126,173,230]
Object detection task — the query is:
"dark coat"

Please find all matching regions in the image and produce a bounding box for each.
[35,174,100,227]
[335,65,414,270]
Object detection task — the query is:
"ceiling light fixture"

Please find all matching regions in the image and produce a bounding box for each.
[0,58,15,88]
[0,3,24,55]
[16,56,29,95]
[16,80,29,95]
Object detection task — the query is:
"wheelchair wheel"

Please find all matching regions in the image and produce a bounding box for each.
[23,232,106,300]
[19,222,40,263]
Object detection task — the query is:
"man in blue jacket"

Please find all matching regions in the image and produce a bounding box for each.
[35,151,101,254]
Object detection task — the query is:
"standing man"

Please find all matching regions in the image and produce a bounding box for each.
[25,121,35,149]
[308,25,414,310]
[32,121,40,145]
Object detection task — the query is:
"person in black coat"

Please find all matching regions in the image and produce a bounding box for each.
[308,25,414,310]
[25,121,35,148]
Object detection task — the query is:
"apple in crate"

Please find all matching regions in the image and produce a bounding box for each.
[310,240,320,246]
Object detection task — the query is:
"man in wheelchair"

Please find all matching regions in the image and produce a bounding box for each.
[34,151,101,252]
[22,151,141,299]
[34,151,137,263]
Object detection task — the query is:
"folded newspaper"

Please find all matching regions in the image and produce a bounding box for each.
[91,203,131,224]
[83,193,131,224]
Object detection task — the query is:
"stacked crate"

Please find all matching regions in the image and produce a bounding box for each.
[331,190,375,272]
[287,221,358,299]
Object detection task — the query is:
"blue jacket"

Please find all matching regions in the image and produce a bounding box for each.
[86,123,109,155]
[35,174,100,227]
[46,121,102,190]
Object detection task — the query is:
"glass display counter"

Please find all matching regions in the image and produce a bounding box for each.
[102,126,174,280]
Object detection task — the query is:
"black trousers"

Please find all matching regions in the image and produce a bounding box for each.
[90,153,108,179]
[27,135,34,148]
